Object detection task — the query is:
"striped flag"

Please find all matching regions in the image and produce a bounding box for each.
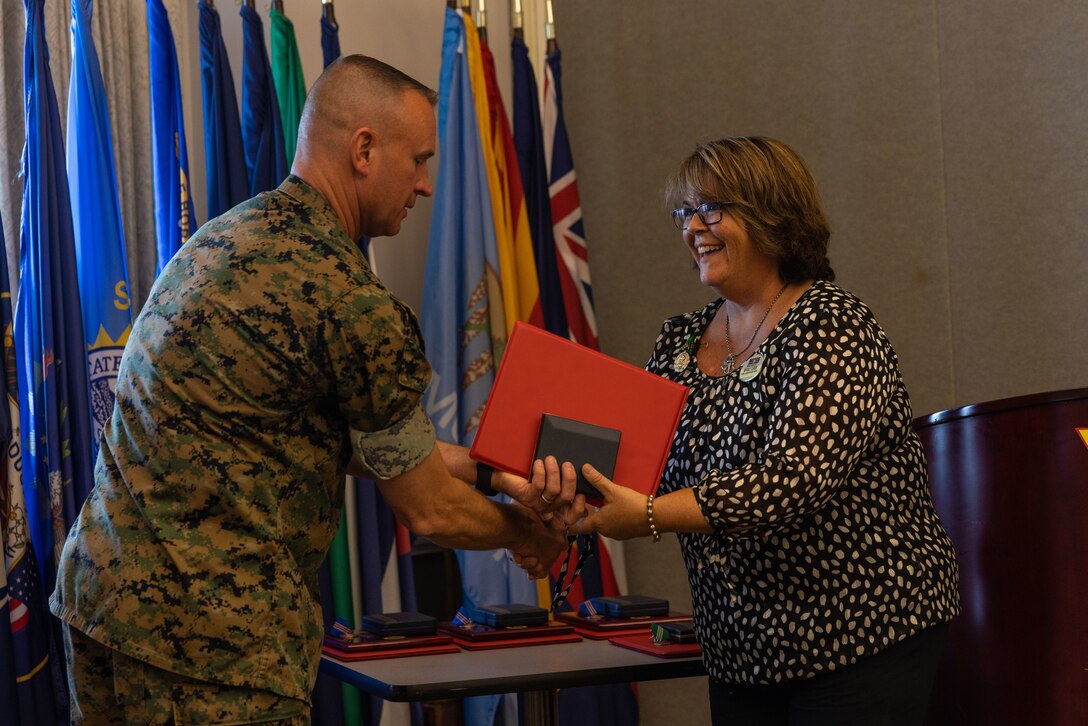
[1,208,60,725]
[543,48,599,350]
[269,6,307,167]
[147,0,196,275]
[67,0,134,453]
[0,211,15,716]
[239,3,288,196]
[512,35,568,337]
[197,0,248,217]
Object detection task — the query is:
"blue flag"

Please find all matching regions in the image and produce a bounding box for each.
[198,1,248,218]
[512,36,568,338]
[320,8,341,69]
[16,0,97,585]
[148,0,197,274]
[240,4,288,196]
[422,9,504,450]
[67,0,134,452]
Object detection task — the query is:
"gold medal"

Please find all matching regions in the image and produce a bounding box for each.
[672,350,691,372]
[738,351,765,382]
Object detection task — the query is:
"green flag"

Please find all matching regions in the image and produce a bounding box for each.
[269,7,307,166]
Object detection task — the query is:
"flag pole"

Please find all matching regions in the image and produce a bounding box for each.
[322,0,336,24]
[545,0,557,53]
[272,0,283,13]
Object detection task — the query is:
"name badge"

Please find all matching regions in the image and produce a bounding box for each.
[738,351,765,382]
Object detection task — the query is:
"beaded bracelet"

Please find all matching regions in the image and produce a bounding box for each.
[647,494,661,542]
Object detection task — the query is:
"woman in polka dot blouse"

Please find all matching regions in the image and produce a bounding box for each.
[572,137,960,725]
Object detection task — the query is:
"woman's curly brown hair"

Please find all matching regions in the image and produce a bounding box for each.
[664,137,834,284]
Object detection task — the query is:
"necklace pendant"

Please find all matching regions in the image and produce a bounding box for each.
[721,354,736,374]
[672,349,691,373]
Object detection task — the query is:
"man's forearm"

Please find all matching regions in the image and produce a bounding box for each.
[435,440,477,484]
[377,447,522,549]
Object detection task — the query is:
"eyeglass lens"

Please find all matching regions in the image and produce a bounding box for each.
[672,203,726,230]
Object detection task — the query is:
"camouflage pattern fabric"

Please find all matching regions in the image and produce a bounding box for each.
[64,624,309,724]
[50,176,436,703]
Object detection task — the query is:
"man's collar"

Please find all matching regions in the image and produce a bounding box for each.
[275,175,369,261]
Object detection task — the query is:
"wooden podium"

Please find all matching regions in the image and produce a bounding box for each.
[915,388,1088,725]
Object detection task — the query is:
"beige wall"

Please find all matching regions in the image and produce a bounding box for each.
[169,2,1088,723]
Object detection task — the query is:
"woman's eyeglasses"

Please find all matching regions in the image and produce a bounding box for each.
[671,202,732,230]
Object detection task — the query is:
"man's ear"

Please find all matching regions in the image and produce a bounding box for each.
[350,127,377,173]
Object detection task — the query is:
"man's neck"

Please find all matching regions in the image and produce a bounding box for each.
[291,160,362,241]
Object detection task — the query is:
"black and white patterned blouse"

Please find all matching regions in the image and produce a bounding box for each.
[648,281,960,685]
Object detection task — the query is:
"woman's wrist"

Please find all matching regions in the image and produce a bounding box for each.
[646,494,662,542]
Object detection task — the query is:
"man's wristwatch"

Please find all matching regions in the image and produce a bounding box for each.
[476,463,498,497]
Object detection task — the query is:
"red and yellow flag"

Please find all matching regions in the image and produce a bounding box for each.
[463,13,540,332]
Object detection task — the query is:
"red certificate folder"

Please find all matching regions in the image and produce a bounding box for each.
[609,632,702,659]
[470,322,688,500]
[321,642,460,662]
[438,620,575,642]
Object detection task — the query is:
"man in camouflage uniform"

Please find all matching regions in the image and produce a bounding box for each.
[50,56,569,724]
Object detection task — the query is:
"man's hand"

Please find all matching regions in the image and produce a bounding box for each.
[507,506,567,578]
[495,455,578,522]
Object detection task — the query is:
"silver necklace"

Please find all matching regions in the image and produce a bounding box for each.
[722,283,789,374]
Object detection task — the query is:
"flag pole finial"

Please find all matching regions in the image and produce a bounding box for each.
[477,0,488,34]
[511,0,524,38]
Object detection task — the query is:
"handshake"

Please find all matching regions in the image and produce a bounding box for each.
[416,442,646,581]
[488,455,633,580]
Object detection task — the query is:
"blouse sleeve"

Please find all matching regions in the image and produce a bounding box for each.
[693,303,899,535]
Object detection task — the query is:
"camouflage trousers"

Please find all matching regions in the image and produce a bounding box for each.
[62,624,310,725]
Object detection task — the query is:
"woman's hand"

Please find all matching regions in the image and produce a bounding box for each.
[570,464,654,540]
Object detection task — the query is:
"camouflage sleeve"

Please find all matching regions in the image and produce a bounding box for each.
[319,286,435,479]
